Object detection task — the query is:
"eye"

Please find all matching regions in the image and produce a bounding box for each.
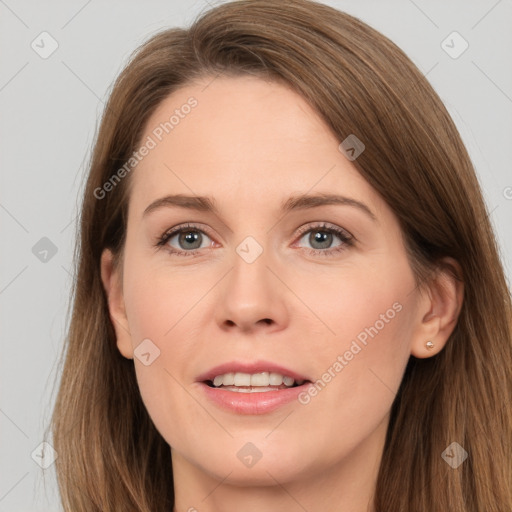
[155,223,214,257]
[155,222,354,257]
[294,222,354,256]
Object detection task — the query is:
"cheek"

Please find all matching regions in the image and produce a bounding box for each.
[119,260,183,394]
[295,255,416,418]
[340,269,413,374]
[288,292,414,470]
[122,254,202,351]
[293,255,414,357]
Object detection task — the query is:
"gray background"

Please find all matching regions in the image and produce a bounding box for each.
[1,0,511,510]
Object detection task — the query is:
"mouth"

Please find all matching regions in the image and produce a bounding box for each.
[196,362,313,414]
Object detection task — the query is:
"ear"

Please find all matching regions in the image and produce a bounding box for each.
[410,257,464,359]
[100,248,133,359]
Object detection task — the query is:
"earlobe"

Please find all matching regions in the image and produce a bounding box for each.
[411,257,464,359]
[100,248,133,360]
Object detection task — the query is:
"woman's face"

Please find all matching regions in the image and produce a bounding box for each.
[103,75,432,489]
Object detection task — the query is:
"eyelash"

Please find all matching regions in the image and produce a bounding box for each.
[155,222,354,258]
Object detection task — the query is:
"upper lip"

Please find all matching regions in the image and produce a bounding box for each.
[196,360,311,383]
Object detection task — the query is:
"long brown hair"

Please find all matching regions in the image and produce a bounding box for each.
[48,0,512,510]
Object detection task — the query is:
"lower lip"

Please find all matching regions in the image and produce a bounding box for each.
[197,382,311,414]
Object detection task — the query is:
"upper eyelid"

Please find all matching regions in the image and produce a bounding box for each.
[295,222,352,237]
[163,222,216,240]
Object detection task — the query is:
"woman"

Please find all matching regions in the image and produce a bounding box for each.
[49,0,512,510]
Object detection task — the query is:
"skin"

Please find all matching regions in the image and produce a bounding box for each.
[100,75,463,512]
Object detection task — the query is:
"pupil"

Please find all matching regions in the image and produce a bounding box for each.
[311,230,332,249]
[180,231,201,249]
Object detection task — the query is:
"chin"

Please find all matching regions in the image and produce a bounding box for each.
[187,439,316,486]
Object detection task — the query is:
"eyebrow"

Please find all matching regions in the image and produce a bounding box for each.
[142,193,377,221]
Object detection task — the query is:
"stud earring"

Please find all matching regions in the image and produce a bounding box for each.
[426,341,434,350]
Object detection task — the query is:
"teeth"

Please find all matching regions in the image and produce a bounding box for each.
[269,372,283,385]
[210,371,304,388]
[223,372,235,385]
[283,376,294,386]
[234,372,251,386]
[251,372,269,386]
[221,386,288,393]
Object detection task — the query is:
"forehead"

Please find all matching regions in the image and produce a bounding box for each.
[128,75,380,218]
[141,74,336,160]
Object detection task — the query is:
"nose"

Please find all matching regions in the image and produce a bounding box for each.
[215,246,289,334]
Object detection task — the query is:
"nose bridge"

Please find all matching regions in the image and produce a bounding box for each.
[216,232,287,330]
[235,234,266,266]
[230,233,273,300]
